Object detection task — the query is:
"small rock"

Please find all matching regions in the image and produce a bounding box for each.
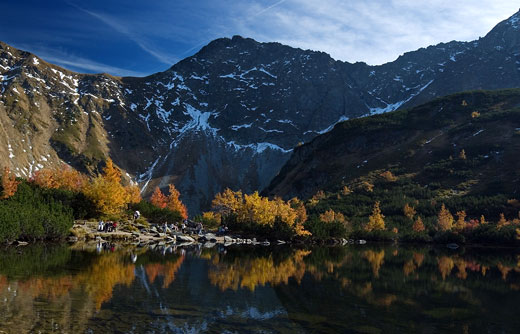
[224,236,234,243]
[177,235,195,243]
[276,240,286,245]
[446,243,459,249]
[357,240,367,245]
[67,236,78,243]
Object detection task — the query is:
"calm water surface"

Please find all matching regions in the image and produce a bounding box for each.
[0,242,519,333]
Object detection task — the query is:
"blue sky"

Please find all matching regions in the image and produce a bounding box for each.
[1,0,518,77]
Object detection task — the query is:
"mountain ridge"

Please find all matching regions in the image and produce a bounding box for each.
[1,10,520,213]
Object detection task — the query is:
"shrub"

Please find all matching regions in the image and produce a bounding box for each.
[131,201,183,225]
[0,181,74,242]
[433,231,465,244]
[304,217,348,239]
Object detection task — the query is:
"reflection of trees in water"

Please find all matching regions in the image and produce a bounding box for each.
[76,253,136,309]
[1,245,520,333]
[144,255,185,288]
[0,247,186,334]
[362,249,385,278]
[208,249,310,291]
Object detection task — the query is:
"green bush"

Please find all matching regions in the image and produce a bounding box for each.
[0,181,74,242]
[349,229,396,242]
[304,218,348,239]
[193,214,221,230]
[131,201,183,225]
[433,231,465,244]
[399,232,432,243]
[465,224,518,245]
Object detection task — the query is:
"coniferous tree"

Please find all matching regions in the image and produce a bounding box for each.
[365,201,385,231]
[437,204,454,231]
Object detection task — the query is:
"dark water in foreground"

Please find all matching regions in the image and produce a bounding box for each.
[0,243,519,333]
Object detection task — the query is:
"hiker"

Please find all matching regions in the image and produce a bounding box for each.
[134,210,140,221]
[196,222,204,235]
[181,221,186,234]
[97,220,104,231]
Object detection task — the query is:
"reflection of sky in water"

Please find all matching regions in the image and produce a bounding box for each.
[1,244,520,333]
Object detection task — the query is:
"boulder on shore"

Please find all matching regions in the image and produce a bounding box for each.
[177,235,195,243]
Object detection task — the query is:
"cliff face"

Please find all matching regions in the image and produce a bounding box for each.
[2,11,520,213]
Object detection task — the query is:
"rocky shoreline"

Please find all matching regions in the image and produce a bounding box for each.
[68,221,354,248]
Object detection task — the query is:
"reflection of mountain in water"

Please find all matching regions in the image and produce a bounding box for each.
[1,244,520,333]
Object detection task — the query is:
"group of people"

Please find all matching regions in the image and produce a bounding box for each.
[179,219,204,235]
[133,211,231,237]
[217,225,229,236]
[97,220,118,232]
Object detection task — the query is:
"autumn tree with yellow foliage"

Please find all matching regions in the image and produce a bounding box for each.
[365,201,385,231]
[403,203,416,220]
[437,204,454,231]
[83,159,137,215]
[320,209,345,223]
[210,189,310,237]
[455,211,467,231]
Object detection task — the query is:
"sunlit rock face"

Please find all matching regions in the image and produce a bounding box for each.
[1,11,520,212]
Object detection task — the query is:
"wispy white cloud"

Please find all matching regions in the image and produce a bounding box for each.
[228,0,520,64]
[253,0,288,18]
[13,43,147,76]
[72,4,179,65]
[5,0,517,77]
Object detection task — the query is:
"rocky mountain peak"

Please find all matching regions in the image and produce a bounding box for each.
[2,11,520,213]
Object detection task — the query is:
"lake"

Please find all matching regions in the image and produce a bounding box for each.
[0,242,519,333]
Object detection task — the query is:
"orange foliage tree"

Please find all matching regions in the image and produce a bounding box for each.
[150,187,168,208]
[32,165,87,191]
[380,171,397,182]
[497,213,508,228]
[412,216,425,232]
[1,166,20,199]
[167,184,188,219]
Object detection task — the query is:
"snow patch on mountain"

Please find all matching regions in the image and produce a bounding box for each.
[227,140,292,154]
[138,156,162,193]
[180,104,217,135]
[317,115,349,134]
[231,123,253,130]
[368,79,434,115]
